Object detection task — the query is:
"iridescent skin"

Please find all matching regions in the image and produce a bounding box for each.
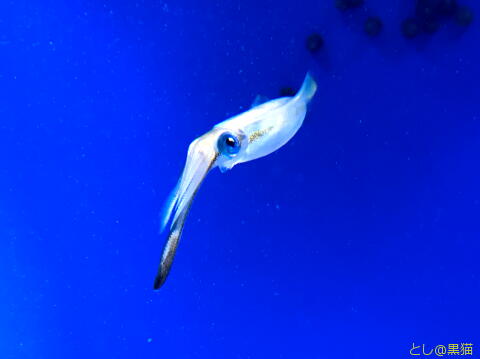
[154,73,317,289]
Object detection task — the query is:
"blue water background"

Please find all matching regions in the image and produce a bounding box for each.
[1,0,479,358]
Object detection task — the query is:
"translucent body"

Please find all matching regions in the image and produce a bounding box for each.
[154,73,317,289]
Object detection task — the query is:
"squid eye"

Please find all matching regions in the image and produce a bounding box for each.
[217,132,241,156]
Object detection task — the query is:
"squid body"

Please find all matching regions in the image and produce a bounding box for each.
[154,73,317,289]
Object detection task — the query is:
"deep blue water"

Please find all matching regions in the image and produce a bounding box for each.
[1,0,479,358]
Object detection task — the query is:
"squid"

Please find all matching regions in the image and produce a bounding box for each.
[154,73,317,289]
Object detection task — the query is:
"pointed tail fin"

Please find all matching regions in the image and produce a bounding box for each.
[294,72,317,103]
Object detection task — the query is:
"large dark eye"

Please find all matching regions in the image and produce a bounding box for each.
[217,132,241,156]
